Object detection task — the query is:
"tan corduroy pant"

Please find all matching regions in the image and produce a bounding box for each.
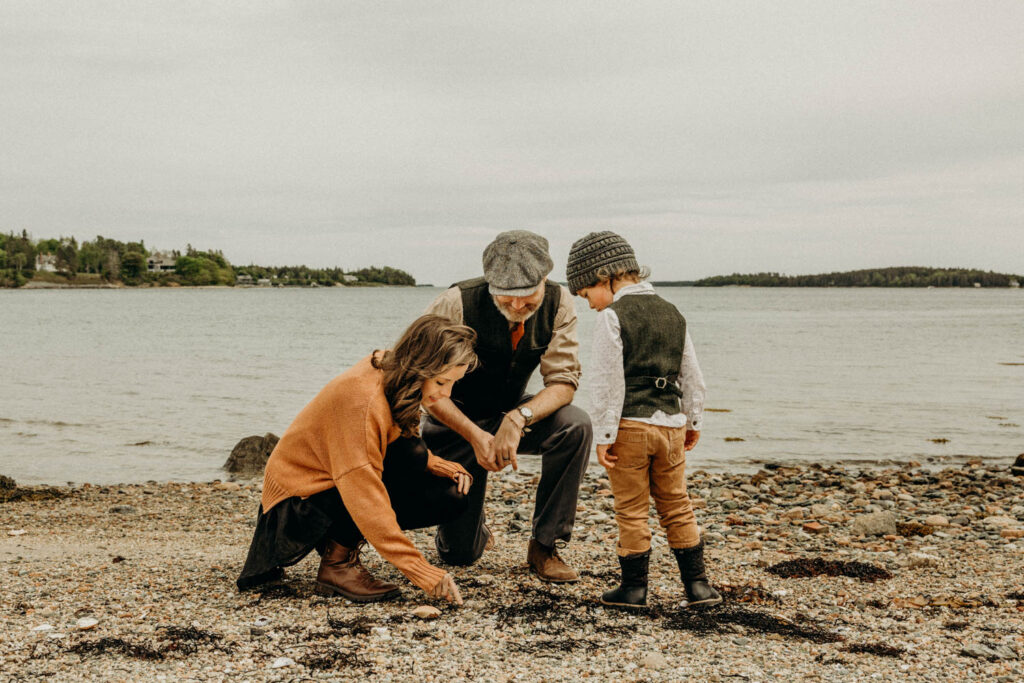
[605,421,701,556]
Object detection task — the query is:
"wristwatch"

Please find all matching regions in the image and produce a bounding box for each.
[516,406,534,425]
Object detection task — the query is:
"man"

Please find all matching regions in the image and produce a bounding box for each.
[423,230,593,582]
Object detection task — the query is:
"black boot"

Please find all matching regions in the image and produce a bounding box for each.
[600,551,649,608]
[672,540,722,608]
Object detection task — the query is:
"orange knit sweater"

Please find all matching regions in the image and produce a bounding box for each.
[261,355,465,593]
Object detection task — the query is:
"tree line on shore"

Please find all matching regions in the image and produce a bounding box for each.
[693,267,1022,288]
[0,231,415,288]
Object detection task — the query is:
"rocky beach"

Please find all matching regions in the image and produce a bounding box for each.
[2,460,1023,682]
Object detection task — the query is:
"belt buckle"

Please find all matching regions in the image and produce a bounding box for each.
[654,377,668,389]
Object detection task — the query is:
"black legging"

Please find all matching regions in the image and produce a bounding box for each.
[308,436,469,548]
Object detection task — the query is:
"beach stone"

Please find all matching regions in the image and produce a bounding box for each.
[223,433,280,476]
[412,605,441,620]
[925,515,949,527]
[475,574,496,586]
[906,552,940,568]
[1011,454,1024,476]
[983,516,1016,528]
[270,657,295,668]
[75,617,98,630]
[851,511,897,537]
[641,652,669,670]
[999,529,1024,539]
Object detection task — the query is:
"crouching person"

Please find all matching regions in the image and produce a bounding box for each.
[236,315,478,605]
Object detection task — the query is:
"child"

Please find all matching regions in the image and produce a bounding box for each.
[566,231,721,609]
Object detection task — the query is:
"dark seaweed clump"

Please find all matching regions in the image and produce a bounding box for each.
[659,604,844,644]
[510,638,602,654]
[767,557,892,582]
[68,638,165,661]
[299,647,372,672]
[844,642,905,657]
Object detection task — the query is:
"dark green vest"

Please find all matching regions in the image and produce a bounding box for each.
[608,293,686,418]
[449,277,560,421]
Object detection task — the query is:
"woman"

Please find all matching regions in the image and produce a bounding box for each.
[237,314,478,605]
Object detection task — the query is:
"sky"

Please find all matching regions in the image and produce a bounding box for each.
[2,1,1022,285]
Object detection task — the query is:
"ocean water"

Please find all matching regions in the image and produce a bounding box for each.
[1,286,1021,484]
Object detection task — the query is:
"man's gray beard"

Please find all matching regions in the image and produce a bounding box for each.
[492,297,538,324]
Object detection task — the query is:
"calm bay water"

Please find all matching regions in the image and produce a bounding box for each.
[1,287,1021,484]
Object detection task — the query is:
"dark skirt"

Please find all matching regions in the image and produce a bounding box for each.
[236,436,467,591]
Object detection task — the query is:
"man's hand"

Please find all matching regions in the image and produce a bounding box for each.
[596,443,617,469]
[470,429,498,472]
[429,573,463,605]
[684,430,701,451]
[493,414,523,471]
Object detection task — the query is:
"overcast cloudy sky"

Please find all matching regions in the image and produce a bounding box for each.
[2,1,1022,284]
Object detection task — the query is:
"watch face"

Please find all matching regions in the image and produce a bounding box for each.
[519,407,533,420]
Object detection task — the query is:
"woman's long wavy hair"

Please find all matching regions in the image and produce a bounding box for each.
[371,314,478,437]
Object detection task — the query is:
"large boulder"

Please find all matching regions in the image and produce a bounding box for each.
[850,511,897,537]
[1012,453,1024,476]
[224,433,280,476]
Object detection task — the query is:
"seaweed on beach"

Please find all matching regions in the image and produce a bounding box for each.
[0,475,68,504]
[766,557,892,582]
[325,613,377,636]
[896,522,934,537]
[1005,591,1024,601]
[157,625,223,643]
[299,646,372,672]
[658,604,844,644]
[844,642,905,657]
[68,637,165,661]
[510,637,602,654]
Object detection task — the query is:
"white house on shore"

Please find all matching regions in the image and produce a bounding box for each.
[146,251,176,274]
[1011,279,1020,289]
[35,253,59,273]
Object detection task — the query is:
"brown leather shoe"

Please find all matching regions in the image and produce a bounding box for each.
[316,541,401,602]
[527,539,579,583]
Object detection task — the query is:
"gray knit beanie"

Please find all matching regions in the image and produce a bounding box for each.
[565,231,640,294]
[482,230,554,297]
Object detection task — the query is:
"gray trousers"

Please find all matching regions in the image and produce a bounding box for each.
[421,399,593,566]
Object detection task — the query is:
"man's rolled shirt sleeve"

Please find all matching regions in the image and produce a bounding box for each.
[540,285,582,388]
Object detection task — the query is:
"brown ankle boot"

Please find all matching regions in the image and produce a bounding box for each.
[316,541,401,602]
[527,539,579,583]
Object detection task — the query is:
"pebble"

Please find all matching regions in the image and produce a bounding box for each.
[641,652,669,670]
[8,529,27,536]
[270,657,295,668]
[412,605,442,620]
[75,617,99,630]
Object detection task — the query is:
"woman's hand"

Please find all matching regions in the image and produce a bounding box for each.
[597,444,617,469]
[429,572,463,605]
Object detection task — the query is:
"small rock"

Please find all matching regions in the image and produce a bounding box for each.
[641,651,669,670]
[983,516,1016,528]
[8,529,27,536]
[372,626,391,640]
[924,515,949,527]
[475,574,496,586]
[75,617,98,631]
[802,521,827,534]
[31,624,54,632]
[961,643,1000,661]
[851,511,897,537]
[1000,529,1024,539]
[906,552,940,568]
[270,657,295,669]
[412,605,442,620]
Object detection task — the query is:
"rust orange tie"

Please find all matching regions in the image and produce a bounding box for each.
[510,322,525,350]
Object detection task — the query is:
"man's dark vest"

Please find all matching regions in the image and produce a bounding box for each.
[608,293,686,418]
[450,277,560,421]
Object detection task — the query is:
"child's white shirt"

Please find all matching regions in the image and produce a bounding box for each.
[589,281,706,446]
